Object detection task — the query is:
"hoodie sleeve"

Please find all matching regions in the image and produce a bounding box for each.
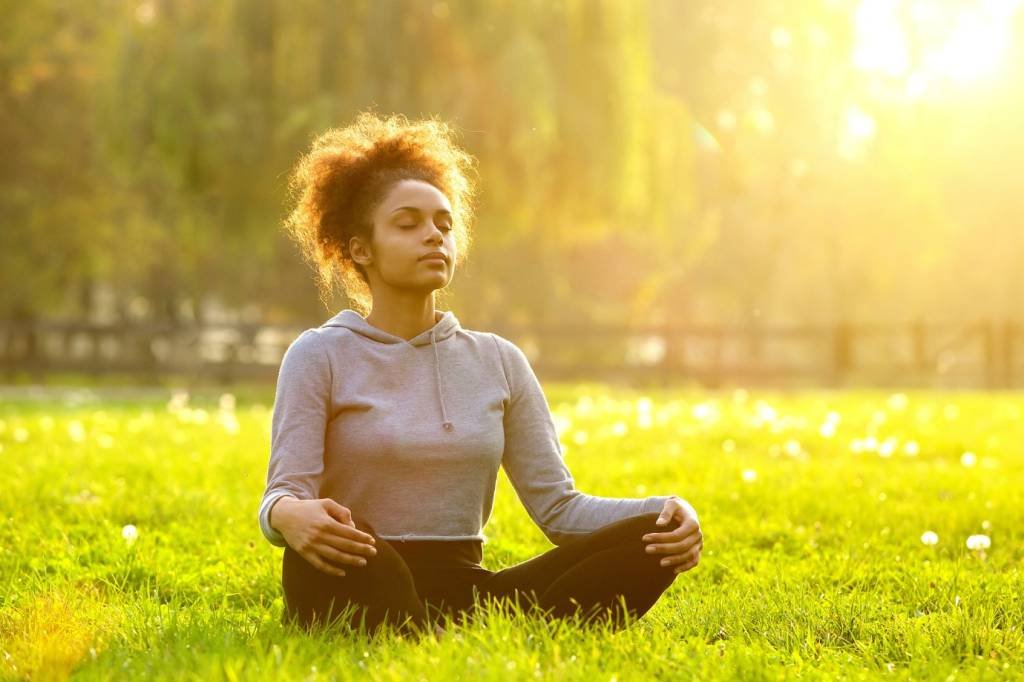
[493,335,685,546]
[258,329,333,547]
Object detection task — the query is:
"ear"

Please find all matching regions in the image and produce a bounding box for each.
[348,236,373,266]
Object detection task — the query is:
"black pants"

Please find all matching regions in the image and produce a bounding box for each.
[281,511,680,636]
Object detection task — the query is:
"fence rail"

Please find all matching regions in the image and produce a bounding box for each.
[0,318,1020,388]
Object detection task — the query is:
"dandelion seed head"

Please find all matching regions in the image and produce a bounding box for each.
[920,530,939,546]
[960,451,977,467]
[741,469,757,482]
[122,524,138,544]
[965,534,991,551]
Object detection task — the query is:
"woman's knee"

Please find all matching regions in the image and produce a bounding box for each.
[606,512,684,573]
[598,511,683,544]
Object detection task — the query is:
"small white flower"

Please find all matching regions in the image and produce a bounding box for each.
[122,524,138,544]
[920,531,938,546]
[965,534,990,551]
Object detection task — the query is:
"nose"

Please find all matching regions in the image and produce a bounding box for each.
[424,223,444,244]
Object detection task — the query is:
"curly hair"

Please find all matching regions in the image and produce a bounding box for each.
[282,111,479,314]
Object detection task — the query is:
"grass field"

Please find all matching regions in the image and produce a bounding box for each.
[1,384,1021,680]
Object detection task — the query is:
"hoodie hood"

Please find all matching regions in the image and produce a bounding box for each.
[322,309,461,431]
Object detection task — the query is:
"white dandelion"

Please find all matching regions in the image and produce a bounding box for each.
[965,534,990,551]
[960,451,977,467]
[920,531,938,546]
[741,469,757,482]
[122,524,138,544]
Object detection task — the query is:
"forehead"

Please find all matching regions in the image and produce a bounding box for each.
[379,179,451,214]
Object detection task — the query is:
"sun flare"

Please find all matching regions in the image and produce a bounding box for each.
[852,0,1021,93]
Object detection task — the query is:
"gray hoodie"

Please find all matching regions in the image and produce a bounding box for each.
[258,308,679,547]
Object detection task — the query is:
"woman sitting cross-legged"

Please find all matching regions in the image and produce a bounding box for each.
[258,111,703,638]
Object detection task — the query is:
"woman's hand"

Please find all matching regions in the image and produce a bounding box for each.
[270,497,378,577]
[642,497,702,574]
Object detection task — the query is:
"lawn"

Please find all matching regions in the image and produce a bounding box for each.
[1,385,1021,680]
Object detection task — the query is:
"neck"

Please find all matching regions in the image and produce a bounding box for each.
[364,293,439,341]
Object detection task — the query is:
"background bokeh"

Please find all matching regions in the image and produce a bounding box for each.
[3,0,1022,373]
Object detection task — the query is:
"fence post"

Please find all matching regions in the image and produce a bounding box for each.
[911,319,927,380]
[1002,320,1015,388]
[832,322,851,387]
[980,319,996,389]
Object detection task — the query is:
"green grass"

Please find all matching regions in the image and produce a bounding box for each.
[1,385,1022,680]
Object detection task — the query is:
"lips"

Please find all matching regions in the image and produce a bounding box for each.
[420,252,448,264]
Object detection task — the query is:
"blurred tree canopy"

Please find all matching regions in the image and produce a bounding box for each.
[2,0,1021,328]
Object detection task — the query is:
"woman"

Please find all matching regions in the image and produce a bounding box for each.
[259,111,703,638]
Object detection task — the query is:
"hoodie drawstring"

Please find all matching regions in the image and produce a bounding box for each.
[431,329,453,431]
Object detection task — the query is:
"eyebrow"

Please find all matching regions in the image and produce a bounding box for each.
[389,206,452,216]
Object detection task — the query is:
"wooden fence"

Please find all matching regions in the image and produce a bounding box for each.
[0,318,1020,388]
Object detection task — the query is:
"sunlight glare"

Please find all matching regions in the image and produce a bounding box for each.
[853,0,1021,90]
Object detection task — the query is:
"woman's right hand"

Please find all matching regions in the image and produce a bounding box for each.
[270,497,377,577]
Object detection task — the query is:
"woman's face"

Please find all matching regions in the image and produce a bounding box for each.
[355,179,457,296]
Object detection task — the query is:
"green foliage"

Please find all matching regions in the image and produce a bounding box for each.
[1,386,1022,679]
[1,0,699,325]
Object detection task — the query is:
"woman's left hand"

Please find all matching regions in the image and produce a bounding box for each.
[642,497,703,574]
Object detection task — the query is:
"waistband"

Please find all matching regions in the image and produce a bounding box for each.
[388,538,483,569]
